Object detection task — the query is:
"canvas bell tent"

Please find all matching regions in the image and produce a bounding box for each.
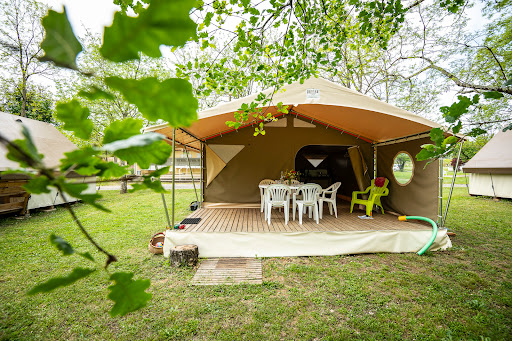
[463,129,512,199]
[0,112,96,215]
[147,77,445,221]
[145,77,452,257]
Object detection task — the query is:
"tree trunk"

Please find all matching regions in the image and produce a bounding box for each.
[120,175,127,194]
[169,244,198,267]
[20,80,27,117]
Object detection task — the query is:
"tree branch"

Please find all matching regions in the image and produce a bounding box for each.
[402,56,512,95]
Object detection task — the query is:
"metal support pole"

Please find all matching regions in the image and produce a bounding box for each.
[161,192,171,228]
[438,158,444,227]
[200,141,205,208]
[171,128,176,228]
[373,145,377,178]
[157,164,171,228]
[184,146,199,203]
[442,141,464,227]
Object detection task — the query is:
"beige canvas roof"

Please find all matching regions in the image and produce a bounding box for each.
[0,112,76,171]
[463,129,512,174]
[145,77,442,145]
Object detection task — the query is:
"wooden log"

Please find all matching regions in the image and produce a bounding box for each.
[169,244,198,267]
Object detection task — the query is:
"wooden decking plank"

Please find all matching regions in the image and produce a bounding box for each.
[241,208,248,232]
[231,207,242,232]
[190,208,216,232]
[205,208,225,232]
[210,208,228,232]
[218,209,232,232]
[191,258,263,286]
[187,209,209,232]
[180,203,430,234]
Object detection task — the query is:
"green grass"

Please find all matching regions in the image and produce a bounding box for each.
[1,189,511,340]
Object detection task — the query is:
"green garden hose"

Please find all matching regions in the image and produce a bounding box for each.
[399,215,438,255]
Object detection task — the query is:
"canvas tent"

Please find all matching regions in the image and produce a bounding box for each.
[0,112,96,212]
[146,77,446,222]
[463,129,512,199]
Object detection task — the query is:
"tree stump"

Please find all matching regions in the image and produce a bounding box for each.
[169,244,198,267]
[120,175,128,194]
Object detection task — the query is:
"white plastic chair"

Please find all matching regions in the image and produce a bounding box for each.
[292,184,322,224]
[265,184,291,225]
[259,179,276,212]
[319,182,341,219]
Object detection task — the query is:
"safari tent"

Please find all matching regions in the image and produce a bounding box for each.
[145,77,452,257]
[463,129,512,199]
[0,112,96,215]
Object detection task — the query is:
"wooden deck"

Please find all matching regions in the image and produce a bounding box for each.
[178,201,430,233]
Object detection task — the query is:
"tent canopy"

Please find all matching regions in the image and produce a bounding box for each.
[463,129,512,174]
[0,112,76,171]
[145,77,442,146]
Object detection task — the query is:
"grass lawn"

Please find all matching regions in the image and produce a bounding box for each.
[1,189,511,340]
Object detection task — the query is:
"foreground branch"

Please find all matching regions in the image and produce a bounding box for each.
[0,133,117,267]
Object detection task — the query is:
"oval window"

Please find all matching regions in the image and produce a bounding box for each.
[392,152,414,185]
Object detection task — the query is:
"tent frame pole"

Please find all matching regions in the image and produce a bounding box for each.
[441,141,464,228]
[183,145,199,204]
[438,158,443,227]
[171,128,176,228]
[200,141,205,208]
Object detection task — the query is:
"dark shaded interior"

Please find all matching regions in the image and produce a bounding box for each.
[295,145,358,197]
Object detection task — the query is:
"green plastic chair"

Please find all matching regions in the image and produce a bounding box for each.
[350,178,389,216]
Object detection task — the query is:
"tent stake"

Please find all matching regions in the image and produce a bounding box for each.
[172,128,176,228]
[442,140,464,227]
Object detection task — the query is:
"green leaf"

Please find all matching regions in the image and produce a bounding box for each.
[56,100,94,140]
[483,91,504,99]
[440,96,472,123]
[39,8,83,70]
[58,180,108,212]
[95,162,128,179]
[6,126,44,168]
[442,136,459,147]
[429,128,445,146]
[102,118,143,145]
[129,166,169,193]
[100,0,197,62]
[504,75,512,87]
[49,234,74,256]
[104,77,198,127]
[108,272,152,317]
[78,86,115,101]
[79,252,95,262]
[452,121,462,134]
[28,268,96,295]
[102,134,172,169]
[415,148,437,161]
[60,147,108,176]
[24,176,52,194]
[468,127,487,137]
[503,123,512,132]
[74,165,101,176]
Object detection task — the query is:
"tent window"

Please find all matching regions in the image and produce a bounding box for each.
[392,152,414,186]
